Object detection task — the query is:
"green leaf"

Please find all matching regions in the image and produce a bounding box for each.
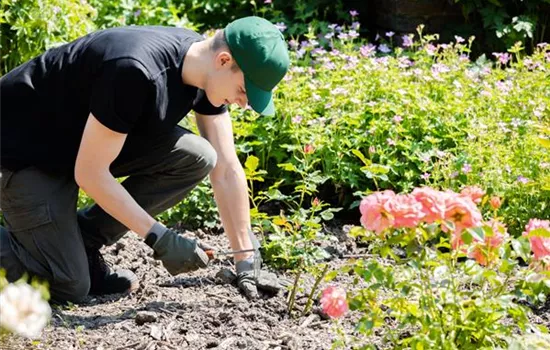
[352,149,371,166]
[538,137,550,149]
[511,237,530,261]
[278,163,297,172]
[325,270,339,282]
[364,164,390,174]
[320,210,334,221]
[245,155,259,172]
[526,228,550,238]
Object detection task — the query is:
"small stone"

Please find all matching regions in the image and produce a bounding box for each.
[215,268,237,284]
[150,325,162,340]
[206,340,219,348]
[135,311,157,325]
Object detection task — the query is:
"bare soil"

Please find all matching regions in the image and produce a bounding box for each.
[3,226,550,350]
[2,226,367,350]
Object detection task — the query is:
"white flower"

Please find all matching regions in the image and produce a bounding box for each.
[0,283,51,338]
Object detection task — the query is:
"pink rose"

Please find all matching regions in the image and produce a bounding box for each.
[489,196,502,210]
[459,185,485,204]
[359,190,395,234]
[443,194,482,235]
[523,218,550,260]
[320,286,349,318]
[411,187,446,223]
[383,194,425,228]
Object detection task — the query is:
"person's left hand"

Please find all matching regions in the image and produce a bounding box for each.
[236,258,290,299]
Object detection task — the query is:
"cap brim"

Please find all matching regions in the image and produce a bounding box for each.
[245,76,275,116]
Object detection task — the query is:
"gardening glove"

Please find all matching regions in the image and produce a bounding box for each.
[235,230,291,299]
[145,225,210,275]
[236,257,290,299]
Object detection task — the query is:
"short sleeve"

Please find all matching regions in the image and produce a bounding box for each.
[90,59,151,133]
[192,89,228,115]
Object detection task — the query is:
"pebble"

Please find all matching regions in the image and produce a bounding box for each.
[206,340,219,348]
[135,311,157,325]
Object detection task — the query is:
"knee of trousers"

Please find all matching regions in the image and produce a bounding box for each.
[173,135,218,178]
[51,274,90,304]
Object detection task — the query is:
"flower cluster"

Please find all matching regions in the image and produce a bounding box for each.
[358,186,516,265]
[359,186,484,237]
[0,283,51,338]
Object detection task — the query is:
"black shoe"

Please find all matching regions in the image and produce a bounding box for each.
[86,248,139,295]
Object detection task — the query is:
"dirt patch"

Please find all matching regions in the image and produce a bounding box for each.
[3,226,550,350]
[2,228,366,350]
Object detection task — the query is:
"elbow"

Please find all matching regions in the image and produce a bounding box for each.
[74,162,105,190]
[74,163,89,189]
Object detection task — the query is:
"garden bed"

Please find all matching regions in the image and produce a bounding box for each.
[3,224,550,350]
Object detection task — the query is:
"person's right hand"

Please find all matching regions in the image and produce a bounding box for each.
[148,229,210,275]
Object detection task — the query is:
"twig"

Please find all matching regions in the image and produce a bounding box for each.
[341,254,375,259]
[115,341,141,350]
[159,307,178,317]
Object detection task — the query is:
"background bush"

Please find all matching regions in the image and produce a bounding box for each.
[0,0,96,75]
[231,27,550,236]
[1,1,548,236]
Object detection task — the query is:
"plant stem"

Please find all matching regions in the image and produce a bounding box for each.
[287,258,303,317]
[301,264,329,317]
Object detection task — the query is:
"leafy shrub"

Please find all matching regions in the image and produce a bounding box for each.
[326,188,550,349]
[0,0,97,75]
[88,0,196,30]
[455,0,550,52]
[233,23,550,236]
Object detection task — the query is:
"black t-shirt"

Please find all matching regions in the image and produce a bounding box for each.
[0,26,226,172]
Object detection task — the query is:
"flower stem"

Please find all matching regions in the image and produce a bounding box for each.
[288,258,303,317]
[301,264,329,317]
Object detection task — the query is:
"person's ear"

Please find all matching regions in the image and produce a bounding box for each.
[215,51,233,70]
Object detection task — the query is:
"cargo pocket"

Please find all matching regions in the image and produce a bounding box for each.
[2,203,59,282]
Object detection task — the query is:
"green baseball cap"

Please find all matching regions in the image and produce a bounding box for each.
[225,16,289,116]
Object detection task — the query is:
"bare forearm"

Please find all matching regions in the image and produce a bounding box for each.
[77,171,156,238]
[211,165,252,261]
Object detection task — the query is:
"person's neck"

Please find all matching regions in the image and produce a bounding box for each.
[181,40,211,89]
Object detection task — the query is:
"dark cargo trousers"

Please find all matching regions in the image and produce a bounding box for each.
[0,126,217,303]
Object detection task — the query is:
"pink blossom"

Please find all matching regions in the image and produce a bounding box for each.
[359,190,396,234]
[303,144,315,154]
[523,219,550,260]
[320,286,349,318]
[443,193,482,237]
[459,185,485,204]
[411,187,446,224]
[360,44,376,57]
[489,196,501,210]
[383,194,425,229]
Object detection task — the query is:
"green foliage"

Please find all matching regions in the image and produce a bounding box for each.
[455,0,550,52]
[245,153,339,270]
[0,0,97,75]
[232,24,550,237]
[88,0,196,30]
[155,179,220,230]
[330,215,550,349]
